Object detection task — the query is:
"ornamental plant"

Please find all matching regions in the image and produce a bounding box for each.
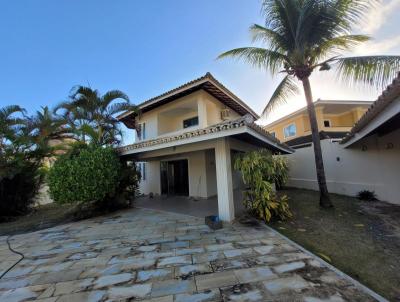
[234,149,292,222]
[48,145,121,204]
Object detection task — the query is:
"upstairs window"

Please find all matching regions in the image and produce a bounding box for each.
[183,116,199,129]
[270,131,276,138]
[324,120,331,127]
[284,123,296,138]
[138,123,146,140]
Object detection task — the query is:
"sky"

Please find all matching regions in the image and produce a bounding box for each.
[1,0,399,144]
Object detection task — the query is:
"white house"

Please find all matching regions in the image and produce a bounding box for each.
[286,72,400,205]
[118,73,292,221]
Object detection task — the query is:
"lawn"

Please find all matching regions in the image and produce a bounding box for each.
[270,188,400,301]
[0,203,76,236]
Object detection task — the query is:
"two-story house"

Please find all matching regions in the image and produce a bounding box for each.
[265,100,373,148]
[118,73,292,221]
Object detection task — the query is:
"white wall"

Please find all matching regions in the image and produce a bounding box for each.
[139,161,161,195]
[138,150,210,198]
[133,90,243,141]
[287,128,400,205]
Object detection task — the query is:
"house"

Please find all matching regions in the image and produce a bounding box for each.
[118,73,292,221]
[285,73,400,205]
[264,100,372,148]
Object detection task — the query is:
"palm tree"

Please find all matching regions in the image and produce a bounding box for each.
[26,106,71,158]
[218,0,400,207]
[55,86,138,146]
[0,105,26,152]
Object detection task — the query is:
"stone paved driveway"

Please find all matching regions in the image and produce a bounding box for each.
[0,208,383,302]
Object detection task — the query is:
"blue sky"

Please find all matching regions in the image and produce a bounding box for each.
[1,0,399,144]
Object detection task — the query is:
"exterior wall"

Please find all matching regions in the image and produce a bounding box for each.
[134,90,242,141]
[137,137,257,199]
[286,128,400,205]
[138,161,161,195]
[265,105,369,142]
[205,149,217,197]
[138,150,211,199]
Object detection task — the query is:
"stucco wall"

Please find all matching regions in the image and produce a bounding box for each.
[134,90,242,141]
[286,128,400,205]
[138,150,211,198]
[266,106,368,142]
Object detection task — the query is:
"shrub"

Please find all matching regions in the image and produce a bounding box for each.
[271,156,289,190]
[357,190,378,201]
[0,158,42,219]
[234,150,292,222]
[48,145,121,204]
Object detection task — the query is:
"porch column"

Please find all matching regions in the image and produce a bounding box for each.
[215,137,235,222]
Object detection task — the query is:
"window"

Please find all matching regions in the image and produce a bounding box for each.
[138,162,146,181]
[138,123,146,140]
[270,131,276,138]
[284,123,296,138]
[183,116,199,128]
[323,120,331,127]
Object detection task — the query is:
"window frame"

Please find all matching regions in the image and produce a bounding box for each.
[323,119,331,127]
[183,116,199,129]
[283,123,297,138]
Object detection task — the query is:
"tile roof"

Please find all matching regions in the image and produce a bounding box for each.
[118,72,259,128]
[117,114,292,154]
[286,131,348,147]
[341,72,400,144]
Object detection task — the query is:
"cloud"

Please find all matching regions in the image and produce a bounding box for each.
[353,35,400,55]
[360,0,400,34]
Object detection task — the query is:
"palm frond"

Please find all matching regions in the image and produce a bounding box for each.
[101,90,130,108]
[218,47,287,74]
[335,55,400,88]
[313,35,370,59]
[250,24,288,52]
[262,75,300,116]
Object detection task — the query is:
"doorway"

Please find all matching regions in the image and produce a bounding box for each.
[160,159,189,196]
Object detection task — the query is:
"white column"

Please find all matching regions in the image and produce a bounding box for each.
[215,138,235,222]
[197,97,208,128]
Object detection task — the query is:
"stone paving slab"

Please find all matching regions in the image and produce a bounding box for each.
[0,207,386,302]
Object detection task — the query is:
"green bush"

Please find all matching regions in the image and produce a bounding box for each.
[271,156,289,190]
[357,190,378,201]
[48,145,121,204]
[234,149,292,222]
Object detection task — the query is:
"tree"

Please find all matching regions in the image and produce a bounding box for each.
[218,0,400,207]
[55,86,138,146]
[0,105,63,216]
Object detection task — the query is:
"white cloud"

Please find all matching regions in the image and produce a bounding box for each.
[360,0,400,34]
[353,35,400,55]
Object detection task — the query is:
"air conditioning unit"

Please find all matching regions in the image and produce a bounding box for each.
[221,108,231,120]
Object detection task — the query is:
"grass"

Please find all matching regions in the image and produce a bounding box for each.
[270,188,400,301]
[0,203,77,236]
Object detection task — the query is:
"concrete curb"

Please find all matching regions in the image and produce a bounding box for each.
[264,224,389,302]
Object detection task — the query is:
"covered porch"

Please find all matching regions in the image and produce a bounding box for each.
[118,116,293,222]
[134,189,246,218]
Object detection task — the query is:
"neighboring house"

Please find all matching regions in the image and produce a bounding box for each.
[286,72,400,205]
[118,73,292,221]
[265,100,372,148]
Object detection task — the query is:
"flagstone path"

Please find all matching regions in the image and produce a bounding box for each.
[0,208,384,302]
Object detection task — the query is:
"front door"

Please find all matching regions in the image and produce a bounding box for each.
[161,159,189,196]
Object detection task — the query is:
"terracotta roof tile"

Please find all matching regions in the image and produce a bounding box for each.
[341,72,400,144]
[117,114,291,154]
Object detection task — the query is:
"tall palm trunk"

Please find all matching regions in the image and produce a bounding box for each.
[301,77,333,208]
